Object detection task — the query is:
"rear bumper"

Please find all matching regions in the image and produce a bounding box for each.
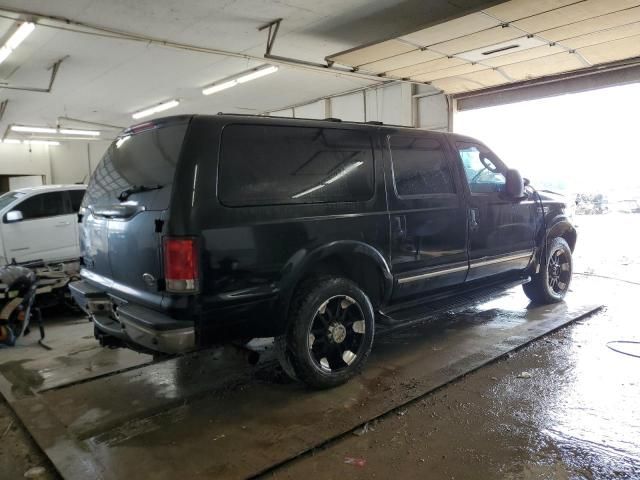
[69,280,195,354]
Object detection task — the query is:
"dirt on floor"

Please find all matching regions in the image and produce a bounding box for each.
[0,398,59,480]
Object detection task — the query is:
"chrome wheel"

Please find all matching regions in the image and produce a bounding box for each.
[547,247,571,294]
[307,295,367,373]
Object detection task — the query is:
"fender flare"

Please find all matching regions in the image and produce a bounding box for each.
[278,240,393,317]
[546,215,577,249]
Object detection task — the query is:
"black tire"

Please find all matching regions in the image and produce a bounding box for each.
[523,237,573,304]
[279,276,375,389]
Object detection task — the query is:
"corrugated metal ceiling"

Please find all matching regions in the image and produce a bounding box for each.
[327,0,640,94]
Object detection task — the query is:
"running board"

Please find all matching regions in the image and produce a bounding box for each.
[377,277,530,331]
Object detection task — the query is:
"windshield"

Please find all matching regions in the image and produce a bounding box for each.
[0,191,25,211]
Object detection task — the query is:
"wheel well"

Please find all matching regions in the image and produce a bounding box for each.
[561,229,577,252]
[297,253,387,308]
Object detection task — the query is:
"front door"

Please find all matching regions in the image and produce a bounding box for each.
[452,140,536,282]
[386,132,468,301]
[2,191,78,264]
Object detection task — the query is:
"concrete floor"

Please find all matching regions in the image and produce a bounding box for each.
[1,213,638,480]
[271,276,640,480]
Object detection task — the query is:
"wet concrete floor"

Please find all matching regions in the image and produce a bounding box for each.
[1,283,600,479]
[2,214,638,480]
[0,310,150,399]
[270,276,640,480]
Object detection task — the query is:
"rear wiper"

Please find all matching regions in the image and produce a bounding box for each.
[118,184,163,202]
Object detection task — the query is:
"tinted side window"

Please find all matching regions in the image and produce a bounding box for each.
[15,192,69,220]
[389,135,455,196]
[69,190,86,211]
[219,125,374,206]
[457,142,506,194]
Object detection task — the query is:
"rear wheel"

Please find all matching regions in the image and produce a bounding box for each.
[278,277,375,389]
[523,237,573,304]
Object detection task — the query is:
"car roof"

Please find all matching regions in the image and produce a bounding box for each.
[13,184,87,194]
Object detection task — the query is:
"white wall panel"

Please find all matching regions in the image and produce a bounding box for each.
[418,94,449,131]
[365,83,413,126]
[0,144,52,183]
[294,100,325,119]
[0,140,110,188]
[330,93,365,122]
[269,109,294,117]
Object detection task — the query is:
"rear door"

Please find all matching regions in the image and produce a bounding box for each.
[386,132,468,301]
[453,140,535,281]
[2,190,77,263]
[80,119,190,307]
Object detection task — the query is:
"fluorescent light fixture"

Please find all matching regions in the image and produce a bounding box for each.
[202,64,278,96]
[202,79,238,96]
[0,22,35,65]
[11,125,57,134]
[132,99,180,120]
[7,22,35,50]
[24,140,59,146]
[59,128,101,136]
[0,47,11,64]
[2,138,21,144]
[236,65,278,83]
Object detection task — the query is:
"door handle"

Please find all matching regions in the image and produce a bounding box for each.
[56,221,71,227]
[469,208,479,231]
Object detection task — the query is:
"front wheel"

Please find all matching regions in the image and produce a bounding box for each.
[523,237,573,304]
[278,277,375,389]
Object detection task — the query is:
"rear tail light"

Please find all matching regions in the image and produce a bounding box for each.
[163,237,199,293]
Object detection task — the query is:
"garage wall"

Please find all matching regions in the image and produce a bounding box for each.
[266,82,449,130]
[0,140,110,188]
[48,141,110,185]
[0,143,53,183]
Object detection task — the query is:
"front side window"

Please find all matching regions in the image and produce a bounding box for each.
[457,143,506,194]
[389,135,455,196]
[12,192,69,220]
[219,125,374,206]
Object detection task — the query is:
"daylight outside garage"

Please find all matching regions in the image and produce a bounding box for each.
[0,1,639,479]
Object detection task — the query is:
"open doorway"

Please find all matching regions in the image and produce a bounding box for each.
[455,82,640,284]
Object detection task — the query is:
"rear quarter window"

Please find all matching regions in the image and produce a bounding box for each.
[218,124,374,206]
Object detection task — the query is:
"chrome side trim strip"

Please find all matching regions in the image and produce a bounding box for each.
[398,264,468,284]
[469,251,533,269]
[397,250,533,285]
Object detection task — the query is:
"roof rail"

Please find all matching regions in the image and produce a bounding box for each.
[213,112,418,129]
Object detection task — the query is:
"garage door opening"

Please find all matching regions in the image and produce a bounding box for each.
[455,82,640,284]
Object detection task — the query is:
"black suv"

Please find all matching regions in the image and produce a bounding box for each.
[70,114,576,388]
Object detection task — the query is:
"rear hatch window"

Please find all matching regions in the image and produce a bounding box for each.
[82,119,190,211]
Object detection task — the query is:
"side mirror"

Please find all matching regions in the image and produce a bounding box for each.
[5,210,23,223]
[505,169,525,200]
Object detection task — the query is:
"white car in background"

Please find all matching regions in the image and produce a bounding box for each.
[0,185,86,266]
